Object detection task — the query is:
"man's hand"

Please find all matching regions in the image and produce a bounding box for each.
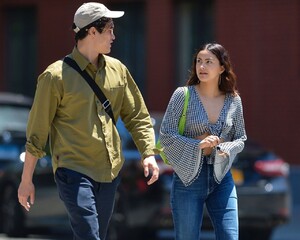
[18,151,39,211]
[18,180,35,211]
[142,156,159,185]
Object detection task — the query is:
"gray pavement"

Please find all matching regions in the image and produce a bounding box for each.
[271,205,300,240]
[271,166,300,240]
[1,166,299,240]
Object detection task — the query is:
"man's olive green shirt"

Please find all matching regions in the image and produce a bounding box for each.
[26,47,157,182]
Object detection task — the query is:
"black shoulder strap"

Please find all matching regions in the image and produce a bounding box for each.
[63,56,116,125]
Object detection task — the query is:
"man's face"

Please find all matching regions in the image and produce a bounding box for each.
[93,20,115,54]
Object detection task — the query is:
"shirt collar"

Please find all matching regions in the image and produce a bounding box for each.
[71,47,106,71]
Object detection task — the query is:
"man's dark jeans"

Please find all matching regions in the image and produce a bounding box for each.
[55,167,121,240]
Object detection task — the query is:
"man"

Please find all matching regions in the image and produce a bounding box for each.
[18,2,159,240]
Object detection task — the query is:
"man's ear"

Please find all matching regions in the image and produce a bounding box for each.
[88,27,96,36]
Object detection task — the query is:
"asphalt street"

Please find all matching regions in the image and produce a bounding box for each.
[1,167,299,240]
[271,166,300,240]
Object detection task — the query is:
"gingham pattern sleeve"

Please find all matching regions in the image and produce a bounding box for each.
[213,95,247,183]
[160,87,203,186]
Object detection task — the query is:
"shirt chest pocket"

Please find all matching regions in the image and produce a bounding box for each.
[102,69,125,89]
[101,77,125,107]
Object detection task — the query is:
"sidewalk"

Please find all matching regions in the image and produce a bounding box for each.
[271,165,300,240]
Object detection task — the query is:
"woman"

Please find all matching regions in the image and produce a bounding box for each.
[159,43,247,240]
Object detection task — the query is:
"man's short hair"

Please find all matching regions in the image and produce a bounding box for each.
[73,17,112,42]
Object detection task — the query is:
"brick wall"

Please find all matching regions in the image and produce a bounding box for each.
[215,0,300,164]
[1,0,299,164]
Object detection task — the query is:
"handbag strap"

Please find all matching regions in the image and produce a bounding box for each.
[63,56,116,125]
[178,86,189,134]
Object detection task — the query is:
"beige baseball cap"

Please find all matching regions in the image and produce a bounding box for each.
[73,2,124,33]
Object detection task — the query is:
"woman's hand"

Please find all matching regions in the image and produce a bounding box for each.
[217,151,228,158]
[195,133,222,155]
[195,132,209,141]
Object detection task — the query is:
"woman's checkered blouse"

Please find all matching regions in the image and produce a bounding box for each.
[159,86,247,186]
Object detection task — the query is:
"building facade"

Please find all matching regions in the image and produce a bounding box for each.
[0,0,299,164]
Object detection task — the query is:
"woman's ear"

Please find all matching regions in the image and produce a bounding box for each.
[220,65,225,74]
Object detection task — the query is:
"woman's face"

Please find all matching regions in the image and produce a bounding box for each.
[195,49,224,84]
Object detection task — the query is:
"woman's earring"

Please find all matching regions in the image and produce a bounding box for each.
[218,75,222,85]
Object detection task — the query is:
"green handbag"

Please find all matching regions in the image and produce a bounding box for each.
[156,86,190,164]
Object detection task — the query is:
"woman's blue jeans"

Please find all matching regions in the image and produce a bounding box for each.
[170,161,238,240]
[55,167,121,240]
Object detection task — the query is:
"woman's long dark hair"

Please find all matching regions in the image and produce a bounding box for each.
[186,43,239,96]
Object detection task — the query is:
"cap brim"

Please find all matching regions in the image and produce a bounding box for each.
[104,11,124,18]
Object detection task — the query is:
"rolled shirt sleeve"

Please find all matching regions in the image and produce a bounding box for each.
[26,70,62,158]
